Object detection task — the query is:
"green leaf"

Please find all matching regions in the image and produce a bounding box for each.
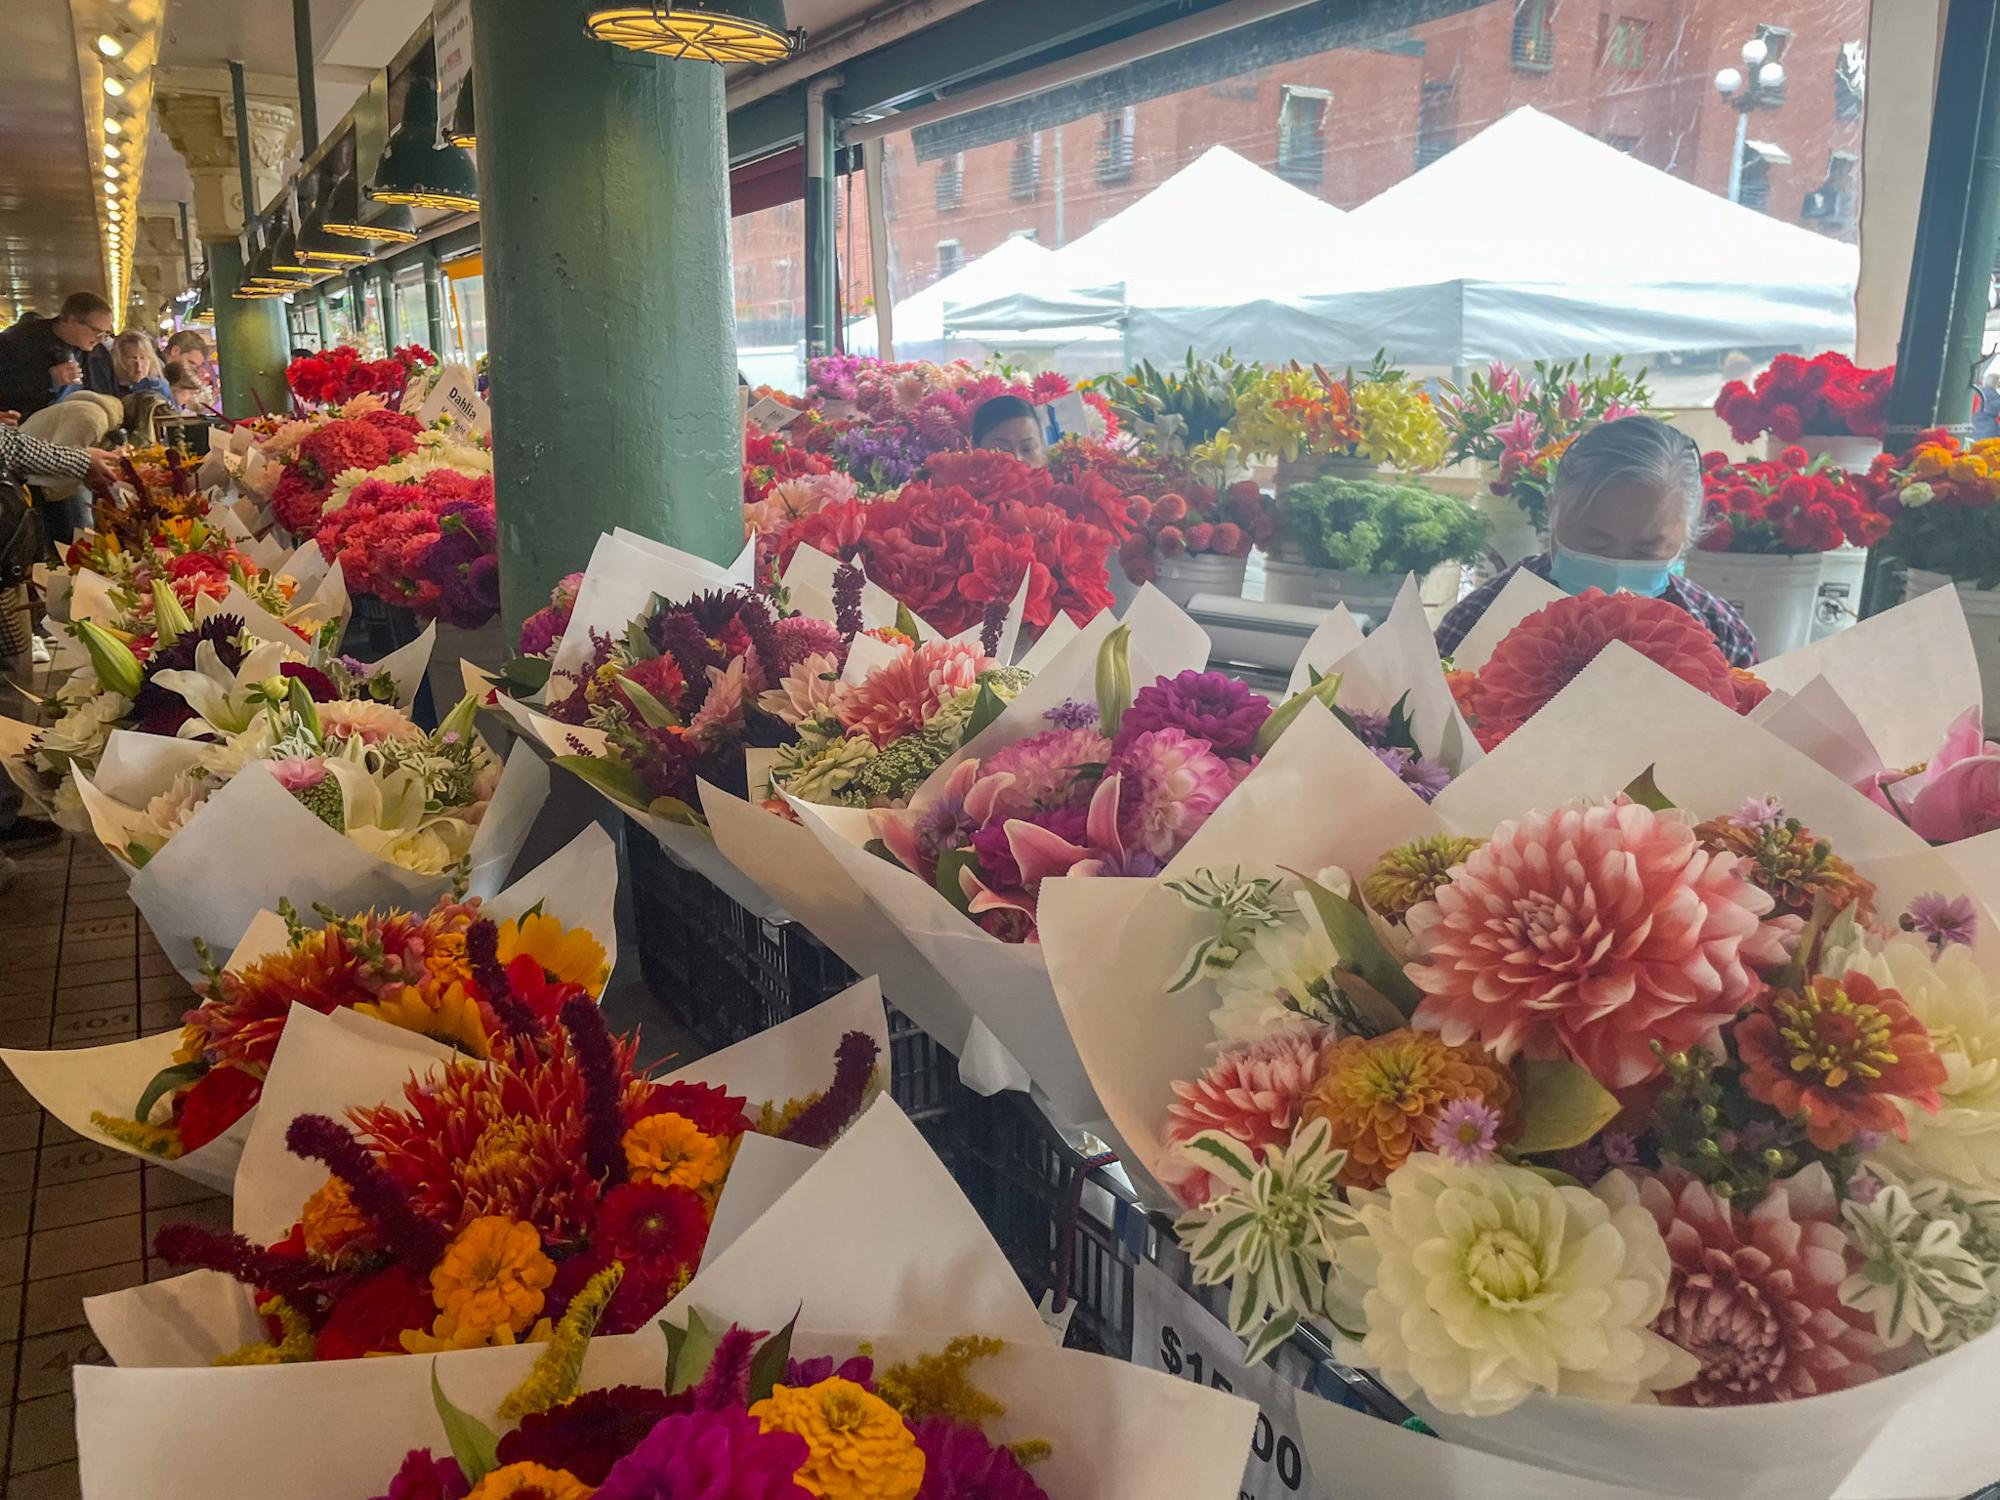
[894,602,925,644]
[667,1307,723,1395]
[133,1060,208,1125]
[746,1310,800,1405]
[1299,876,1422,1018]
[555,754,652,811]
[126,840,154,869]
[1511,1059,1622,1156]
[1254,672,1342,757]
[963,681,1008,740]
[1095,625,1133,737]
[431,1362,499,1484]
[618,673,679,730]
[438,691,481,741]
[933,848,979,917]
[1622,765,1675,812]
[1242,1311,1300,1366]
[643,796,706,829]
[499,656,552,695]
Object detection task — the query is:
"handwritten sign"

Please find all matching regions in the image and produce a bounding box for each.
[1132,1263,1328,1500]
[417,363,491,437]
[433,0,474,149]
[746,396,801,434]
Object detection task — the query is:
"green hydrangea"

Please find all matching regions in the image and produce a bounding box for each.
[292,775,345,832]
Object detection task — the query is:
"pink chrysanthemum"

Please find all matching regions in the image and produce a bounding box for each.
[1160,1025,1325,1208]
[1111,727,1241,860]
[836,638,990,747]
[976,727,1114,820]
[1407,801,1786,1087]
[1610,1165,1892,1406]
[758,651,846,727]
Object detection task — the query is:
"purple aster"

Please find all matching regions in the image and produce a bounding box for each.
[1113,670,1271,759]
[1110,727,1240,860]
[1428,1098,1501,1165]
[1730,795,1785,833]
[593,1408,813,1500]
[1847,1172,1883,1205]
[980,727,1112,819]
[833,424,926,488]
[910,1415,1051,1500]
[1344,708,1391,746]
[1370,745,1451,803]
[1043,697,1100,731]
[1905,891,1978,951]
[1600,1131,1639,1167]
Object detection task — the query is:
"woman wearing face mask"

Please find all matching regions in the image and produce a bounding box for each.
[1435,414,1757,665]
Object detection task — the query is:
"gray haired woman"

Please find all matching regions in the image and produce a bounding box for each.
[1434,414,1758,665]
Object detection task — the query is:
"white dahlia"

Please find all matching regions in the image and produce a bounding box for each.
[1337,1155,1696,1416]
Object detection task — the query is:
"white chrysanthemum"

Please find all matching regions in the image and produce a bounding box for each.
[1210,913,1342,1042]
[347,818,473,875]
[1840,935,2000,1188]
[31,689,132,773]
[1336,1156,1696,1417]
[323,443,492,514]
[137,770,212,847]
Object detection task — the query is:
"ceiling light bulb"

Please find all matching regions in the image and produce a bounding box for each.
[104,182,118,195]
[104,143,121,159]
[96,33,124,57]
[103,117,122,135]
[104,166,118,179]
[103,76,126,97]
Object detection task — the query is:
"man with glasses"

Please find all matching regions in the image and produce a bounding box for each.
[0,291,117,425]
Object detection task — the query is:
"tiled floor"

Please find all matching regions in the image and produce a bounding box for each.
[0,834,226,1498]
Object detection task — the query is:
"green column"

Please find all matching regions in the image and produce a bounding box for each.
[381,267,400,349]
[207,240,289,419]
[424,254,447,356]
[315,293,331,350]
[472,0,743,633]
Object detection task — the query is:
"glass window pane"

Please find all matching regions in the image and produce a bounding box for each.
[733,198,806,392]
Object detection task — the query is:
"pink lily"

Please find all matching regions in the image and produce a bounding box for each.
[1495,409,1543,455]
[1900,708,2000,843]
[962,774,1141,935]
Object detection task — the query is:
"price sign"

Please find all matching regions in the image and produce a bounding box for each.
[433,0,474,150]
[416,363,491,437]
[1132,1263,1328,1500]
[745,396,800,434]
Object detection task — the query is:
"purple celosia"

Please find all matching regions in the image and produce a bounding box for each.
[1906,890,1978,951]
[689,1325,764,1412]
[592,1408,814,1500]
[1113,670,1270,759]
[1110,727,1239,860]
[561,997,628,1186]
[910,1415,1051,1500]
[1043,698,1099,731]
[372,1449,468,1500]
[778,1030,881,1148]
[284,1113,445,1264]
[152,1222,324,1304]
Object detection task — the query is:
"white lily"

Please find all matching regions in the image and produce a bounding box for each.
[151,641,298,737]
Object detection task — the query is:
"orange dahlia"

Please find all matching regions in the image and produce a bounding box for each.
[834,638,990,747]
[1737,971,1947,1151]
[1301,1028,1518,1188]
[1694,814,1874,926]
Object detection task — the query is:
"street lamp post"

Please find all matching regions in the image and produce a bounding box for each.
[1714,33,1788,204]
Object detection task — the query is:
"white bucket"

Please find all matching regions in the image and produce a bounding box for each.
[1812,545,1868,641]
[1149,552,1248,609]
[1681,550,1822,657]
[1110,553,1143,613]
[1419,561,1468,625]
[1470,481,1544,574]
[1767,433,1882,471]
[1259,559,1401,620]
[1904,570,2000,731]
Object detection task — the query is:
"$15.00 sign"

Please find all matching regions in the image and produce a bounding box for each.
[1131,1263,1330,1500]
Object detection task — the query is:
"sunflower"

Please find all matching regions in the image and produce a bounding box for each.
[355,981,492,1058]
[498,913,610,994]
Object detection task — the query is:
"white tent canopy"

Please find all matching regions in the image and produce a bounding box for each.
[847,234,1116,359]
[948,108,1858,370]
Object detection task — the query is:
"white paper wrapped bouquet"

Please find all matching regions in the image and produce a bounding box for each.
[1041,633,2000,1500]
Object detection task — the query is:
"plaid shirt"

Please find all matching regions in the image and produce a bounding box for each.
[1434,554,1760,667]
[0,425,91,488]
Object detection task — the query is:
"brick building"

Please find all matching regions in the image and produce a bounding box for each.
[734,0,1868,355]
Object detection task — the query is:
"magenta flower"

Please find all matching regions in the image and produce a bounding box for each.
[1110,727,1240,860]
[1894,709,2000,841]
[267,756,329,793]
[910,1415,1051,1499]
[977,727,1114,821]
[962,774,1158,933]
[1906,890,1978,950]
[373,1450,468,1500]
[592,1408,813,1499]
[1113,670,1271,759]
[1730,795,1784,833]
[1428,1098,1501,1165]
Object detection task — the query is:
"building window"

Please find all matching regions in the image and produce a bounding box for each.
[936,239,964,277]
[1512,0,1555,70]
[1010,134,1043,201]
[1599,131,1640,155]
[1415,82,1458,167]
[1601,16,1648,70]
[934,153,964,212]
[1835,41,1865,120]
[1738,155,1772,213]
[1095,107,1136,184]
[1802,151,1859,235]
[1277,86,1330,185]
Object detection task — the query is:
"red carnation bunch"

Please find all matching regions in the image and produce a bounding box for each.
[775,450,1115,633]
[316,469,500,626]
[1696,446,1889,555]
[286,344,438,410]
[743,429,831,506]
[1713,352,1894,443]
[1453,589,1746,747]
[270,410,423,534]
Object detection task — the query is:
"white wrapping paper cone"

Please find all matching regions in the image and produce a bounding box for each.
[1447,566,1563,668]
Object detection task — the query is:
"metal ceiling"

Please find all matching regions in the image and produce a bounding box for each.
[0,0,102,322]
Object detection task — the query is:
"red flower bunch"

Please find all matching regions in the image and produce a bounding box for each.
[1697,446,1889,554]
[286,344,438,409]
[270,410,423,534]
[1714,352,1894,443]
[1450,589,1745,747]
[775,452,1115,633]
[316,470,500,626]
[163,548,247,608]
[744,429,831,506]
[1116,483,1270,584]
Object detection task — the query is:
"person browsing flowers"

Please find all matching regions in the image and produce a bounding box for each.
[1436,415,1758,666]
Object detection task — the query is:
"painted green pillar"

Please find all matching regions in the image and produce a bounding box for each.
[381,266,400,349]
[472,0,743,633]
[207,241,289,419]
[315,293,331,350]
[424,254,447,357]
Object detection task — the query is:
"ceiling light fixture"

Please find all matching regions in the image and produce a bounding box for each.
[96,32,124,57]
[103,117,122,135]
[103,75,126,97]
[103,143,121,159]
[581,0,799,62]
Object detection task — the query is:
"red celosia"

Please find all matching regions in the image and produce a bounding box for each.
[775,1030,880,1149]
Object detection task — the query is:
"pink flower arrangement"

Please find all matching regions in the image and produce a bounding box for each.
[269,410,424,535]
[1863,706,2000,843]
[315,469,500,627]
[1405,800,1788,1087]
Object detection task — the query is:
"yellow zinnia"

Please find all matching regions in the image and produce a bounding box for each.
[426,1216,555,1345]
[461,1462,593,1500]
[749,1378,925,1500]
[356,981,491,1058]
[300,1175,370,1262]
[498,912,610,994]
[622,1111,734,1198]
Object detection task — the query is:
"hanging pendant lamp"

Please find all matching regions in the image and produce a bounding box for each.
[368,46,479,213]
[444,82,475,149]
[582,0,799,63]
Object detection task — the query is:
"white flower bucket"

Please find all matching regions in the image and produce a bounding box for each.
[1148,552,1248,609]
[1260,558,1402,620]
[1470,483,1543,573]
[1682,549,1823,657]
[1767,432,1882,470]
[1274,454,1378,492]
[1812,544,1869,641]
[1904,569,2000,730]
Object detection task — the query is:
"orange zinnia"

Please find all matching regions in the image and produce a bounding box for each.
[1301,1028,1518,1188]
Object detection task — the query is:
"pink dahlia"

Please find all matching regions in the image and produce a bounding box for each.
[774,613,844,671]
[1114,670,1271,759]
[1407,800,1786,1087]
[758,651,846,726]
[977,727,1114,820]
[1161,1024,1326,1207]
[1469,589,1739,737]
[318,700,423,745]
[1609,1165,1892,1405]
[1111,727,1241,860]
[837,639,990,748]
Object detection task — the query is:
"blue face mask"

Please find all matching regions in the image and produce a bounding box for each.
[1550,545,1674,599]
